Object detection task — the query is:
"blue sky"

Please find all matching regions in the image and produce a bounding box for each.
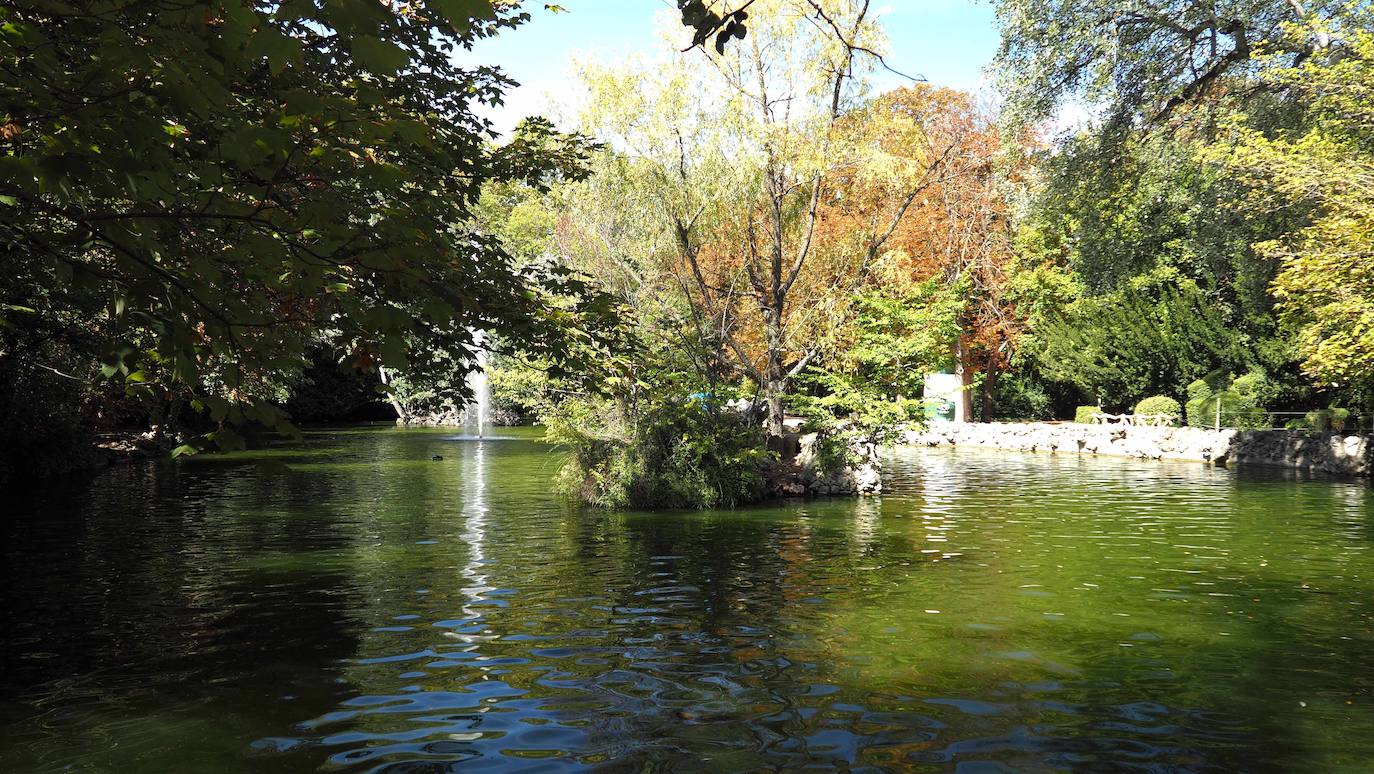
[459,1,1002,134]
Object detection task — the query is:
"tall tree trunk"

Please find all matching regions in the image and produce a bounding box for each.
[765,382,785,439]
[953,335,974,423]
[981,352,1000,423]
[763,305,786,440]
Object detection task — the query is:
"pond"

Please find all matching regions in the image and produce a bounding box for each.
[3,426,1373,771]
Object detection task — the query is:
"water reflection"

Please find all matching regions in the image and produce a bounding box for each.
[2,429,1374,771]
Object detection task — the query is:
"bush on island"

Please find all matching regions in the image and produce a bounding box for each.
[548,396,771,510]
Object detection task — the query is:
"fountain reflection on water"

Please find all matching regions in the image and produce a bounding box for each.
[449,440,491,649]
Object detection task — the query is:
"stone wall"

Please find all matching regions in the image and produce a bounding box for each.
[396,406,523,427]
[770,432,883,496]
[901,422,1373,477]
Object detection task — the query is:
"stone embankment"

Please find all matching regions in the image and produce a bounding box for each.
[901,422,1373,477]
[771,432,883,497]
[396,407,522,427]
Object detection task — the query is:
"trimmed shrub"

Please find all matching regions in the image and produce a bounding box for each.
[1134,395,1182,424]
[1232,372,1266,398]
[1074,405,1100,424]
[1185,373,1270,429]
[1185,380,1213,427]
[1185,379,1212,403]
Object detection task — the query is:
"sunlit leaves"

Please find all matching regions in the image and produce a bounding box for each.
[0,0,619,454]
[1213,20,1374,387]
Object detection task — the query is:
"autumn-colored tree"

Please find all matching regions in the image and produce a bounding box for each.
[830,85,1019,421]
[571,0,949,439]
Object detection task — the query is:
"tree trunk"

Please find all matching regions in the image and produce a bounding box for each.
[953,336,974,423]
[378,366,409,423]
[764,382,785,439]
[980,351,1000,423]
[763,304,786,440]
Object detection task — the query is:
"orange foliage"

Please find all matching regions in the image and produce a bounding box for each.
[821,85,1025,381]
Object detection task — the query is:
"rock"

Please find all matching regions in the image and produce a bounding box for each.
[768,430,884,498]
[896,421,1373,476]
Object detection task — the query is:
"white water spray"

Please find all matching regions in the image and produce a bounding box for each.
[465,330,490,438]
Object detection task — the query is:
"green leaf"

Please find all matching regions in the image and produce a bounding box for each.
[351,36,409,75]
[379,335,409,370]
[430,0,497,32]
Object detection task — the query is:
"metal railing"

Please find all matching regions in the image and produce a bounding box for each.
[1093,409,1362,432]
[1091,412,1177,427]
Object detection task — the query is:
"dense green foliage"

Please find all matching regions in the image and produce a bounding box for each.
[548,397,770,509]
[1215,21,1374,391]
[1134,396,1183,424]
[1027,274,1242,409]
[1185,373,1271,429]
[1000,2,1372,425]
[0,0,621,479]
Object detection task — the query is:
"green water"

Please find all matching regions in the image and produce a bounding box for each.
[4,427,1374,772]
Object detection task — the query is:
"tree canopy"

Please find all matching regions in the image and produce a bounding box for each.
[0,0,619,453]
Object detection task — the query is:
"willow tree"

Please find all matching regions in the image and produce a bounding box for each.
[575,0,947,439]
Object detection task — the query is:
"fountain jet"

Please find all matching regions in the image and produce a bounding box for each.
[465,331,490,438]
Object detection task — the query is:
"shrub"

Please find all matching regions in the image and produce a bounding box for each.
[1331,407,1352,432]
[1185,373,1270,429]
[548,397,772,509]
[1186,379,1212,403]
[989,371,1054,421]
[1134,395,1182,424]
[1184,380,1212,427]
[1232,372,1266,398]
[789,367,924,444]
[1306,409,1333,431]
[1074,405,1100,424]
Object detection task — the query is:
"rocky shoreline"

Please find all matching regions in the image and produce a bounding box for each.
[900,422,1373,477]
[395,407,523,427]
[769,431,884,497]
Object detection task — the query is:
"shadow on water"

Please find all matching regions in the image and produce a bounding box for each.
[3,428,1374,771]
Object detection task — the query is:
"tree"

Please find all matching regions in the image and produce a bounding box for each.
[0,0,617,456]
[1028,270,1244,408]
[586,0,947,438]
[846,87,1020,421]
[1214,18,1374,393]
[994,0,1355,132]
